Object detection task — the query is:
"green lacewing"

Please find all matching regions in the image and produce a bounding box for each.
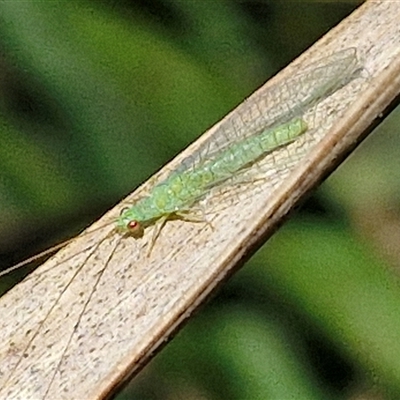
[1,48,362,398]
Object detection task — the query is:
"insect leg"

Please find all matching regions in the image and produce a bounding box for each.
[175,207,215,231]
[146,215,169,256]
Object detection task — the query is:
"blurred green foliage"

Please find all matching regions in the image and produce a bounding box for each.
[2,1,400,399]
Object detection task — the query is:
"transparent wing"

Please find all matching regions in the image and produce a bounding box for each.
[175,48,362,176]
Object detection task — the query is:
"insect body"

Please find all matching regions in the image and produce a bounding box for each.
[117,117,307,237]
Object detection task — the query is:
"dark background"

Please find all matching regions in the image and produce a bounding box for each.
[2,1,400,399]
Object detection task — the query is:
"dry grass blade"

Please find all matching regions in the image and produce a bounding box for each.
[1,0,400,399]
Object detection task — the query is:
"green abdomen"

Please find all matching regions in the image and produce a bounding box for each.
[157,117,307,212]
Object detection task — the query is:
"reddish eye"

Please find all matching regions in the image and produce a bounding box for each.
[127,220,139,231]
[126,220,144,238]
